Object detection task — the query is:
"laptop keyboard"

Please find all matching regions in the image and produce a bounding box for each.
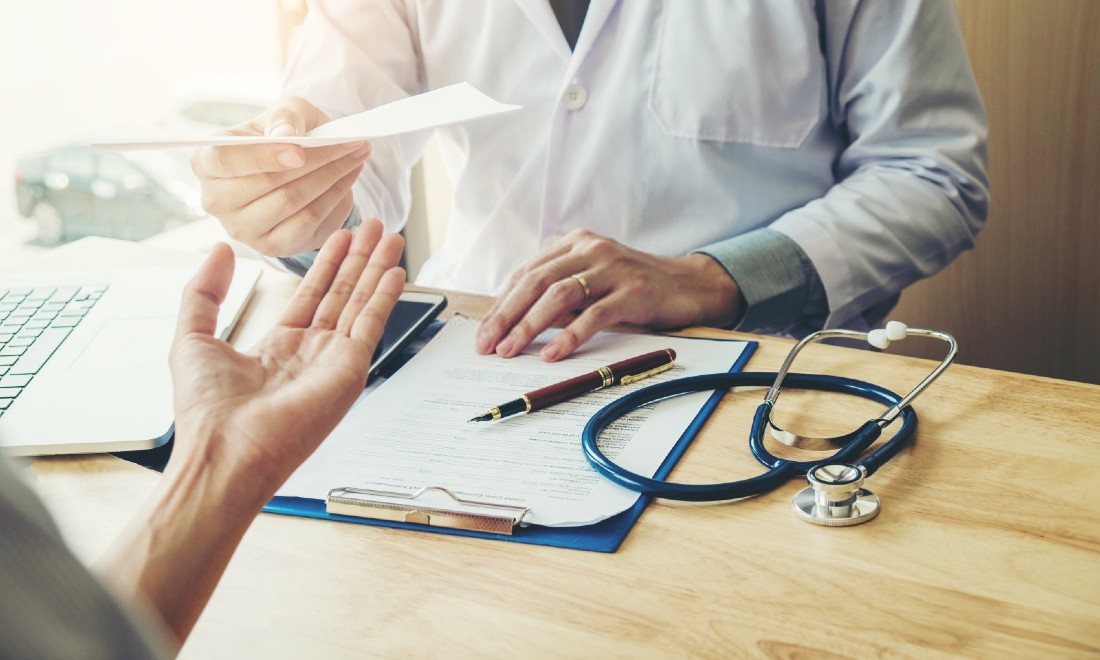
[0,284,108,418]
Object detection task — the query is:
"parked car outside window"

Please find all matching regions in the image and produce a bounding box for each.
[12,75,277,246]
[14,146,205,245]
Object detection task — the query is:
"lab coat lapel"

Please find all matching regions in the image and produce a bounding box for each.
[568,0,619,69]
[512,0,621,69]
[512,0,573,62]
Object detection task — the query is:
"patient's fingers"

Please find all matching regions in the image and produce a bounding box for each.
[310,221,384,330]
[351,268,406,349]
[175,243,235,341]
[277,230,352,328]
[335,232,405,335]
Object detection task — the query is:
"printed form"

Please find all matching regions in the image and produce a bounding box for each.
[277,317,750,527]
[90,83,520,151]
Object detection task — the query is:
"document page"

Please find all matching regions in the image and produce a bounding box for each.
[277,317,750,527]
[90,83,520,151]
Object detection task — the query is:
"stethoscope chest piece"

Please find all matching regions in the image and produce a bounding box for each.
[792,463,880,527]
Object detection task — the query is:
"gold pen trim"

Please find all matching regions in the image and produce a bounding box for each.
[620,361,674,385]
[597,366,615,388]
[487,396,531,421]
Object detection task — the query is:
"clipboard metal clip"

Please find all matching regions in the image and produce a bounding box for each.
[326,486,530,536]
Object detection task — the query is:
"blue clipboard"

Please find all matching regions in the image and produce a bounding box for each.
[263,339,758,553]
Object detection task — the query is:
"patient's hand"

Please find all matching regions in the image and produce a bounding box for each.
[168,220,406,499]
[98,220,405,646]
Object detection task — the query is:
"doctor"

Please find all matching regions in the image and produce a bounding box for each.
[193,0,989,362]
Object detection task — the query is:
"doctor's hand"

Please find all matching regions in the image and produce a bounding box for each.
[168,221,405,497]
[475,229,745,362]
[191,96,372,258]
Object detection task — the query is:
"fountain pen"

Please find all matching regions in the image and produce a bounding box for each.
[468,348,677,422]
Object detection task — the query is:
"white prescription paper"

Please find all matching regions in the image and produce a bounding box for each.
[277,317,750,527]
[90,82,520,151]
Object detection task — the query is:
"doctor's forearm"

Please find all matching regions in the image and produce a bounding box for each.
[696,228,828,334]
[769,160,987,327]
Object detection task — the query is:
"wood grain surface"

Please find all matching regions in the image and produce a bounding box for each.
[18,240,1100,658]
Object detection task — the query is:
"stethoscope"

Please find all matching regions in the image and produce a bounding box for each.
[581,321,956,526]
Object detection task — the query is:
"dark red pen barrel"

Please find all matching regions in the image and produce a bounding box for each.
[523,349,676,412]
[527,371,606,409]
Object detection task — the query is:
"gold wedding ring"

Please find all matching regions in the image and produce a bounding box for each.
[570,273,592,302]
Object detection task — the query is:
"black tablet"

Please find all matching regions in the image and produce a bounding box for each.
[369,291,447,377]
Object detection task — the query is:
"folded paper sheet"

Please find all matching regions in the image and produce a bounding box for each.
[90,83,520,151]
[276,317,751,527]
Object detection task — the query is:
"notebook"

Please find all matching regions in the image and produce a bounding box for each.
[0,259,262,456]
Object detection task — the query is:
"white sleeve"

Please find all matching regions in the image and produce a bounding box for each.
[771,0,990,329]
[281,0,432,235]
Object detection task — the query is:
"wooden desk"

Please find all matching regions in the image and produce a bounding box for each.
[15,240,1100,658]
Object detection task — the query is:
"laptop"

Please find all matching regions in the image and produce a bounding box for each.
[0,259,262,457]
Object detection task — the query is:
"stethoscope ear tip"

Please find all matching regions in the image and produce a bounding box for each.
[792,463,881,526]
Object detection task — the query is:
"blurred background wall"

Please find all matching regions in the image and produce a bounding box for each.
[0,0,282,257]
[891,0,1099,385]
[3,0,1096,385]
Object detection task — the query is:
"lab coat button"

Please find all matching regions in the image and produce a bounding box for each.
[563,83,588,110]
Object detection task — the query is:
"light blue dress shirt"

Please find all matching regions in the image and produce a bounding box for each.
[278,0,989,334]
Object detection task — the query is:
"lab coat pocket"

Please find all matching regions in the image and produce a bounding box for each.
[648,2,823,148]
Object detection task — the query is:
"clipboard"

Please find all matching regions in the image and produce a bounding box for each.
[263,340,758,553]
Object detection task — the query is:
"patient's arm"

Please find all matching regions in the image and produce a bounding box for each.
[97,222,405,648]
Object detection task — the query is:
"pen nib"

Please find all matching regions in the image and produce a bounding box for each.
[468,413,493,423]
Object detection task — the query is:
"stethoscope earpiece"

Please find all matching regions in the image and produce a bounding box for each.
[791,463,881,526]
[867,320,910,350]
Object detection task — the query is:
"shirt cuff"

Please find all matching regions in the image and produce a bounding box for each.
[695,228,829,334]
[273,206,364,276]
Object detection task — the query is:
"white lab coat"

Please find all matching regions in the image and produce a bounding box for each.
[283,0,988,330]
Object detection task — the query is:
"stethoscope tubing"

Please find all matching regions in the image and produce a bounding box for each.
[581,372,917,502]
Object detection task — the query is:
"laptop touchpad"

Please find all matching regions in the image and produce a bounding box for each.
[71,317,175,371]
